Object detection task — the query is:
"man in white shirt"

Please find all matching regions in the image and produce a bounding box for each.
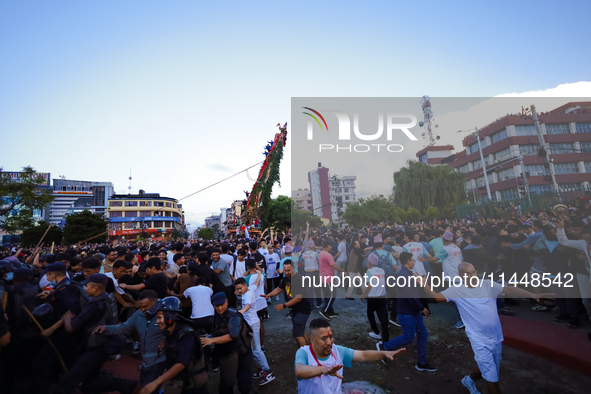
[183,277,214,334]
[264,245,281,302]
[435,230,465,329]
[423,262,555,394]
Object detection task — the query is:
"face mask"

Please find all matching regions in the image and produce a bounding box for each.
[5,272,13,281]
[49,280,57,287]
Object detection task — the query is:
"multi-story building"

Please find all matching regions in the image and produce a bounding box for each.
[308,163,357,224]
[416,145,455,165]
[292,188,313,212]
[204,215,221,228]
[444,101,591,202]
[49,179,114,226]
[107,190,183,238]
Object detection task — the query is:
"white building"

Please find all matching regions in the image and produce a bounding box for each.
[291,188,312,212]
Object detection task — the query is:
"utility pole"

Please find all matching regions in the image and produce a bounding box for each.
[531,105,560,197]
[475,128,493,201]
[518,155,532,206]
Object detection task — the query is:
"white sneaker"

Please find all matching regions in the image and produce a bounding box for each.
[368,332,382,340]
[461,375,481,394]
[389,319,401,327]
[275,296,280,301]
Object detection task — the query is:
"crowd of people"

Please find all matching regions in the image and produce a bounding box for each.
[0,197,590,393]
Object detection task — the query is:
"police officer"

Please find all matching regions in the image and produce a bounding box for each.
[3,268,43,392]
[32,262,84,394]
[141,297,208,394]
[201,292,252,394]
[57,273,135,394]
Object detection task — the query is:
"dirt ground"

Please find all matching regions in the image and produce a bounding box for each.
[205,295,591,394]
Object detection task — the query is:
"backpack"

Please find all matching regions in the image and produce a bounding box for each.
[370,251,396,278]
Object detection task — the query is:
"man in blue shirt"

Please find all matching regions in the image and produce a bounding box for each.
[377,252,437,372]
[509,220,544,250]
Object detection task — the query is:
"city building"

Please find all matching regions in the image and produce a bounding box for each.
[107,190,183,238]
[308,163,357,223]
[49,178,114,226]
[204,215,221,228]
[292,188,312,212]
[416,145,455,165]
[444,102,591,202]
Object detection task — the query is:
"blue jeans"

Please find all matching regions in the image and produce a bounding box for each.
[382,313,427,364]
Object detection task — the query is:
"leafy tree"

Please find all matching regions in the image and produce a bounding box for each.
[423,206,440,221]
[393,161,465,213]
[260,195,292,232]
[0,166,54,233]
[404,207,421,223]
[62,210,108,244]
[20,221,62,247]
[342,195,399,228]
[292,206,323,232]
[171,229,183,240]
[441,202,459,220]
[198,227,214,240]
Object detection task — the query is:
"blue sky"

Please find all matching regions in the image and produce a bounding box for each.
[1,1,590,228]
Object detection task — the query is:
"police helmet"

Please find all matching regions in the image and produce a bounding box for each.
[0,260,15,275]
[157,297,183,313]
[32,303,54,329]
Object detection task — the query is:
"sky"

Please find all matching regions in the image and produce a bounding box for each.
[1,1,590,229]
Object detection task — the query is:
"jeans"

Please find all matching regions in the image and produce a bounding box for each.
[140,361,166,393]
[382,314,427,364]
[250,321,269,371]
[367,298,389,342]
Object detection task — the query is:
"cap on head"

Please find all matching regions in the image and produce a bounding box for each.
[307,240,315,249]
[284,244,293,253]
[212,292,227,306]
[443,230,454,241]
[87,273,109,284]
[374,235,382,243]
[46,262,67,272]
[367,252,379,266]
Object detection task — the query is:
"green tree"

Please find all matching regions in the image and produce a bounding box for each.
[0,166,54,233]
[393,161,465,213]
[62,210,108,244]
[404,207,421,223]
[342,195,399,228]
[261,195,292,232]
[20,220,62,247]
[291,207,323,232]
[171,229,183,240]
[198,227,214,240]
[441,202,459,220]
[423,206,440,221]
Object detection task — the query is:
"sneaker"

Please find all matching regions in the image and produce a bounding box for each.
[389,318,401,327]
[454,320,465,329]
[212,367,220,373]
[259,370,275,386]
[531,304,547,312]
[461,375,481,394]
[132,341,140,354]
[285,314,292,320]
[376,342,387,365]
[369,332,382,340]
[319,311,331,320]
[328,312,339,317]
[110,354,121,362]
[567,318,580,329]
[275,296,280,301]
[554,314,569,323]
[498,307,515,316]
[252,368,263,378]
[415,362,438,372]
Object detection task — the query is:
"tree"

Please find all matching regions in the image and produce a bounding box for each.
[441,202,459,220]
[198,227,213,240]
[20,221,62,247]
[260,195,292,232]
[423,206,440,221]
[171,229,183,240]
[62,210,108,244]
[341,195,399,228]
[404,207,421,223]
[0,166,54,233]
[292,207,323,232]
[393,161,465,214]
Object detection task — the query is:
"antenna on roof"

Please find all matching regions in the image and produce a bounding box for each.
[128,168,132,194]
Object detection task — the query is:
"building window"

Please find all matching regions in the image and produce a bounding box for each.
[491,129,507,144]
[494,148,512,161]
[140,201,152,207]
[585,162,591,173]
[549,143,574,154]
[153,221,163,228]
[580,142,591,152]
[497,168,515,181]
[457,164,470,174]
[524,164,547,177]
[420,153,428,163]
[559,183,581,191]
[545,124,570,135]
[154,202,164,207]
[109,211,122,218]
[344,188,349,193]
[345,196,350,200]
[165,212,171,217]
[139,211,152,217]
[519,145,539,156]
[576,123,591,133]
[165,202,171,207]
[515,125,537,136]
[529,185,553,194]
[165,222,171,228]
[125,201,138,206]
[124,222,136,229]
[500,188,519,200]
[554,162,579,175]
[110,201,122,207]
[473,159,488,170]
[465,180,472,190]
[469,139,487,154]
[93,186,105,207]
[125,211,138,217]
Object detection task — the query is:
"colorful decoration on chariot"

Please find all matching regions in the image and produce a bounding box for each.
[241,122,288,224]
